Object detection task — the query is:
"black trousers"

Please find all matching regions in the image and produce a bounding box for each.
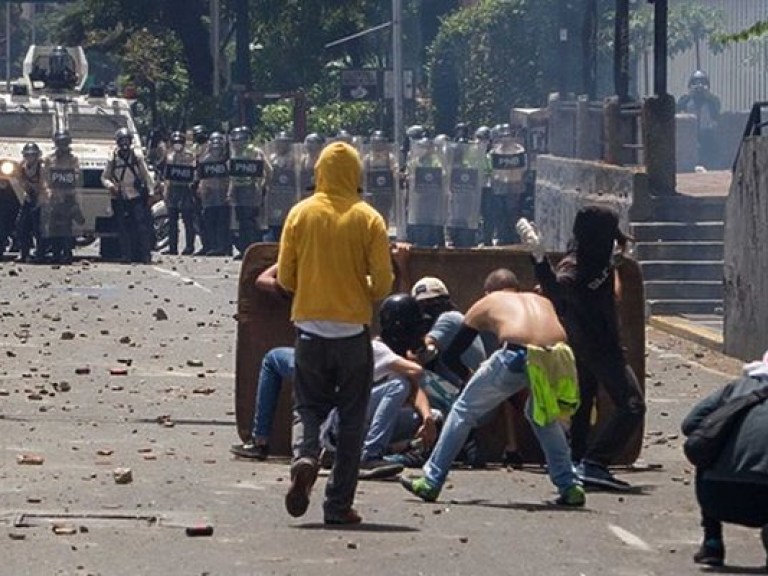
[167,207,195,253]
[697,473,768,538]
[234,205,258,253]
[570,344,646,465]
[202,205,231,255]
[114,197,152,263]
[292,328,372,517]
[16,200,41,258]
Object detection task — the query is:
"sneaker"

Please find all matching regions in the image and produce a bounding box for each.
[324,508,362,526]
[358,459,404,480]
[384,451,426,468]
[229,441,269,460]
[554,484,586,507]
[399,475,440,503]
[578,461,632,491]
[693,538,725,567]
[285,457,318,518]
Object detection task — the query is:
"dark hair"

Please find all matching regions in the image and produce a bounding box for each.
[570,205,630,286]
[483,268,520,293]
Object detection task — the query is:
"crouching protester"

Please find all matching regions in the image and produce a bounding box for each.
[400,286,585,506]
[682,355,768,569]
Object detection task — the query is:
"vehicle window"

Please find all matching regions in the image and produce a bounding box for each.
[0,112,54,138]
[68,113,128,139]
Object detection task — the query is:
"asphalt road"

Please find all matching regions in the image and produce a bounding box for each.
[1,256,765,576]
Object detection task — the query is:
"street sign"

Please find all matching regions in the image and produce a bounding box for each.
[340,69,379,102]
[383,69,414,100]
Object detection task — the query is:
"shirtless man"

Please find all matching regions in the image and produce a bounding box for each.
[400,288,585,506]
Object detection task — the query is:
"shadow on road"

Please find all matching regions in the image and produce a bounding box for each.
[704,565,768,575]
[442,498,593,513]
[296,522,420,533]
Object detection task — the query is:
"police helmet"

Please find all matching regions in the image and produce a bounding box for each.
[370,130,387,143]
[406,125,426,140]
[688,70,710,89]
[22,142,41,157]
[335,129,353,144]
[304,132,323,145]
[53,130,72,149]
[230,126,252,142]
[209,131,226,149]
[192,125,209,144]
[454,122,470,143]
[474,126,491,141]
[115,127,132,146]
[433,134,450,148]
[496,123,514,139]
[170,131,186,146]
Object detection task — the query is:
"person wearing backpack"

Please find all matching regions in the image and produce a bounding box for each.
[682,369,768,569]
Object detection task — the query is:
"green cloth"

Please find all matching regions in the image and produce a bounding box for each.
[526,343,580,426]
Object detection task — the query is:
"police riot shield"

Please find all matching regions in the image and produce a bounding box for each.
[489,139,526,244]
[264,141,299,233]
[446,142,483,231]
[407,138,445,227]
[40,158,84,260]
[362,141,397,226]
[228,144,266,209]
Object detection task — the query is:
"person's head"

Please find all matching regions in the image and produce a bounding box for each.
[304,133,324,155]
[335,129,353,144]
[170,130,186,151]
[454,122,470,143]
[115,127,133,152]
[406,124,426,141]
[411,276,454,325]
[229,126,251,154]
[571,205,630,274]
[275,131,292,155]
[379,293,430,355]
[688,70,710,96]
[53,130,72,154]
[369,130,388,153]
[313,141,362,198]
[208,131,227,155]
[22,142,41,163]
[192,125,208,145]
[483,268,520,294]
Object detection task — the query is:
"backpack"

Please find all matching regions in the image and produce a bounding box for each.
[683,384,768,469]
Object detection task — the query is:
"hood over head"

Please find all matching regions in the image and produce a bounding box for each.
[314,142,362,200]
[570,205,629,286]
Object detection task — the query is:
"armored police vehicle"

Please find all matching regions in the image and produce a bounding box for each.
[0,45,145,248]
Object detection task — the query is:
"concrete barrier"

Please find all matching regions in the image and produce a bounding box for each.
[235,244,646,465]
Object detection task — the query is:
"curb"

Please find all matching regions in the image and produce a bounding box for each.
[648,316,723,352]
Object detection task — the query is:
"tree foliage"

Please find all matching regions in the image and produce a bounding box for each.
[428,0,569,133]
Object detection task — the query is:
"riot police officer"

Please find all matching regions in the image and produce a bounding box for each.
[406,135,445,247]
[228,126,270,259]
[190,125,209,254]
[41,131,83,264]
[299,133,324,199]
[677,70,721,168]
[265,131,298,242]
[163,131,197,255]
[362,130,397,226]
[446,132,483,248]
[195,131,231,256]
[475,126,495,246]
[101,127,154,264]
[15,142,44,262]
[488,123,526,245]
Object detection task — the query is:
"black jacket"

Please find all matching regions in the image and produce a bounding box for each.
[682,375,768,485]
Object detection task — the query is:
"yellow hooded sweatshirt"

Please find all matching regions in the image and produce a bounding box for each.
[277,142,394,324]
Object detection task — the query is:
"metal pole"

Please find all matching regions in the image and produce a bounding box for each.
[614,0,630,101]
[392,0,405,240]
[5,2,11,91]
[653,0,668,96]
[211,0,220,98]
[31,2,36,46]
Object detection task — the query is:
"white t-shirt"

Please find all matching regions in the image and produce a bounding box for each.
[372,339,400,383]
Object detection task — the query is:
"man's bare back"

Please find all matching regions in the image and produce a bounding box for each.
[464,290,566,347]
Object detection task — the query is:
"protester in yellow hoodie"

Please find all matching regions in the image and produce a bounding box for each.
[277,141,393,526]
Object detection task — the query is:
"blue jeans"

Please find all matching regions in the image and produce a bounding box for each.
[423,348,579,495]
[251,347,295,442]
[362,376,413,461]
